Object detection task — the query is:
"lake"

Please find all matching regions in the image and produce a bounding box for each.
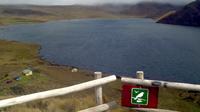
[0,18,200,83]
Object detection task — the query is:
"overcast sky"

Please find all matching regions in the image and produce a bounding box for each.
[0,0,195,5]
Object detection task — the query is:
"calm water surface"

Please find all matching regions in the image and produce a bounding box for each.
[0,19,200,83]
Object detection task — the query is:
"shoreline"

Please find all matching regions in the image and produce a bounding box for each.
[0,17,150,78]
[37,44,98,76]
[0,15,150,27]
[0,39,96,92]
[0,39,93,76]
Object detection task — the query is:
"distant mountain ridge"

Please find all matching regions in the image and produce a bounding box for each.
[157,0,200,26]
[118,2,181,18]
[0,2,182,23]
[94,2,182,18]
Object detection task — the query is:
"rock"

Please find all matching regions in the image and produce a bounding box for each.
[14,76,22,81]
[71,68,78,73]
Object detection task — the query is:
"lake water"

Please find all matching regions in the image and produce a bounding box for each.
[0,18,200,83]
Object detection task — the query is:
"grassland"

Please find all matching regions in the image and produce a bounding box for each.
[0,40,199,112]
[0,17,45,25]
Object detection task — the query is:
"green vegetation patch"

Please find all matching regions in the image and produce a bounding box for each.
[0,17,44,25]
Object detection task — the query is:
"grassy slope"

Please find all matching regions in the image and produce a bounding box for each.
[0,17,45,25]
[0,12,128,26]
[0,40,199,112]
[0,6,133,26]
[0,40,95,111]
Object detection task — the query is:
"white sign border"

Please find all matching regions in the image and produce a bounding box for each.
[131,88,149,105]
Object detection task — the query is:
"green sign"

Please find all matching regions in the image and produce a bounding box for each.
[131,88,149,105]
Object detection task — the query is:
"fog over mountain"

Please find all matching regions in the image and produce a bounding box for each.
[0,0,196,5]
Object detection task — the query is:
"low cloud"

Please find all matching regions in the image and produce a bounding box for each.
[0,0,195,5]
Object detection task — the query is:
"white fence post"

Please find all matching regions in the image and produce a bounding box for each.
[135,71,144,111]
[136,71,144,80]
[94,72,103,105]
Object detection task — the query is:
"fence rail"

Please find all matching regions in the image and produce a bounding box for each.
[0,75,116,108]
[78,101,117,112]
[121,77,200,91]
[132,108,179,112]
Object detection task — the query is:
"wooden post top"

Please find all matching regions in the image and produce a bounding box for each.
[136,71,144,80]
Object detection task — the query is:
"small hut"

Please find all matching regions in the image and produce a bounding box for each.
[22,69,33,76]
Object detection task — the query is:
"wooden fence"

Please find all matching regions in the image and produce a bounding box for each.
[0,71,200,112]
[0,73,117,111]
[122,71,200,92]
